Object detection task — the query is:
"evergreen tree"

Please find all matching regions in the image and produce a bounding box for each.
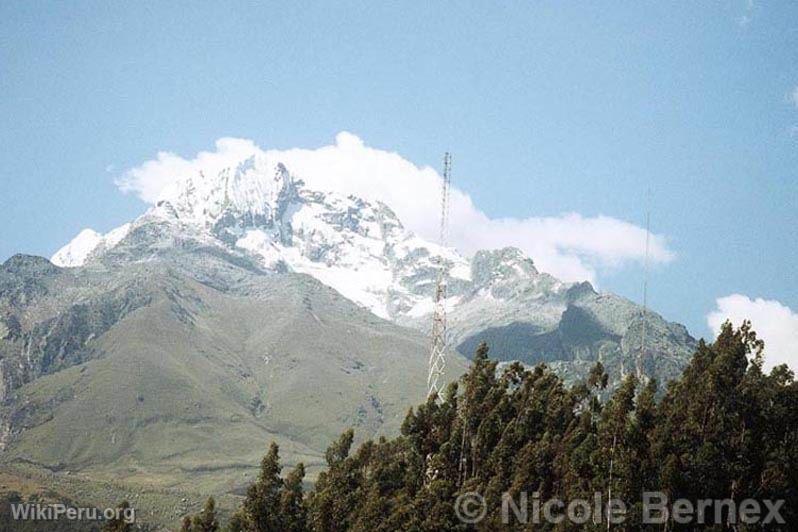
[192,497,219,532]
[225,324,797,531]
[280,463,307,532]
[309,429,359,532]
[226,512,247,532]
[240,442,284,531]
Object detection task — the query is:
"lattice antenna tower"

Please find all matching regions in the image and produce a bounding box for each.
[636,189,651,381]
[427,153,452,399]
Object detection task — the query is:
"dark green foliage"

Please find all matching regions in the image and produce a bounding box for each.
[280,464,307,532]
[228,324,797,530]
[232,442,286,531]
[188,497,219,532]
[181,497,220,532]
[225,442,309,532]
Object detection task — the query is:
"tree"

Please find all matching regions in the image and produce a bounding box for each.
[280,463,307,532]
[226,325,798,531]
[240,442,284,531]
[309,430,360,532]
[192,497,219,532]
[226,511,247,532]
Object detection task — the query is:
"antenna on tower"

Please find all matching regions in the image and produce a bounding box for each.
[427,152,452,399]
[636,188,651,381]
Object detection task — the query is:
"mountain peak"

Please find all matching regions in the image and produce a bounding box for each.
[51,224,132,268]
[471,247,539,286]
[51,160,576,323]
[41,156,696,398]
[2,254,60,276]
[156,154,297,228]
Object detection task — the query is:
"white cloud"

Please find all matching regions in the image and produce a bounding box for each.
[707,294,798,371]
[116,138,261,203]
[790,86,798,109]
[116,132,674,283]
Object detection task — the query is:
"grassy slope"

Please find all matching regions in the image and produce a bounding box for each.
[0,462,243,529]
[1,270,466,527]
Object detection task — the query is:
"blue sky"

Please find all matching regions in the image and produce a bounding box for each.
[1,1,797,350]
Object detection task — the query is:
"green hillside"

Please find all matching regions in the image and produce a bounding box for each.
[0,259,466,499]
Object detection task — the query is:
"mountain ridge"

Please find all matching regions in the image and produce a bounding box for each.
[49,153,696,384]
[0,152,696,500]
[0,250,467,492]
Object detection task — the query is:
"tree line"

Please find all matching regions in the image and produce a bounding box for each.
[179,322,797,531]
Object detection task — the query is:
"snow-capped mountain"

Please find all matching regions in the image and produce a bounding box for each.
[0,145,700,516]
[53,155,472,320]
[51,152,695,383]
[51,224,131,268]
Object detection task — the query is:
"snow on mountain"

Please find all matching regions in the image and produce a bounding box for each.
[53,154,472,319]
[52,223,131,267]
[49,151,696,386]
[51,229,102,267]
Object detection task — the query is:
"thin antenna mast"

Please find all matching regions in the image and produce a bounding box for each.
[427,153,452,399]
[636,190,651,381]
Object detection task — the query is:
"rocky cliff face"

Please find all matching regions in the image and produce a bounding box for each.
[0,256,152,402]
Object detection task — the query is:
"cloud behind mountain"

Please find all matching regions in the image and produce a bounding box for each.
[116,132,674,283]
